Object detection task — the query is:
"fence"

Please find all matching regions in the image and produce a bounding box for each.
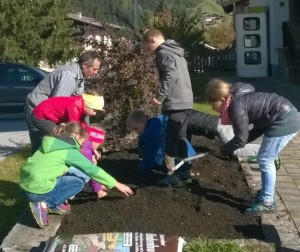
[190,46,236,73]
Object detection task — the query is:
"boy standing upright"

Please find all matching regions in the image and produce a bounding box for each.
[143,29,193,185]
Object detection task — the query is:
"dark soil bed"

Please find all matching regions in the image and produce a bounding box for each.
[57,136,264,240]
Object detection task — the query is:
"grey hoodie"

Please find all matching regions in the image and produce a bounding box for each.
[26,62,84,108]
[155,39,193,111]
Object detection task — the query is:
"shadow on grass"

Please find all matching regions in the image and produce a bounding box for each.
[0,180,27,244]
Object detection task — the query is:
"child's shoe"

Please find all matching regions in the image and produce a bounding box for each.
[245,200,276,215]
[274,156,281,170]
[246,156,257,163]
[178,171,193,185]
[247,190,261,205]
[48,202,71,215]
[165,154,175,170]
[157,174,183,187]
[29,202,49,228]
[97,190,108,199]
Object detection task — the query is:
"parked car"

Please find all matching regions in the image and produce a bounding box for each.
[0,62,48,108]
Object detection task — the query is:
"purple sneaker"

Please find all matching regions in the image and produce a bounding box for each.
[48,202,71,215]
[29,202,49,228]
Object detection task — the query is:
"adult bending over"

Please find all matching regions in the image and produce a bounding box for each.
[25,51,101,154]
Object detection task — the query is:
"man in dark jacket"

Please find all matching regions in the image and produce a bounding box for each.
[143,29,193,186]
[187,109,260,158]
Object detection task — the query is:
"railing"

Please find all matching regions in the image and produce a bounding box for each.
[190,47,236,73]
[282,21,295,64]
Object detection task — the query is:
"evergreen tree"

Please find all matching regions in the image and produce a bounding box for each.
[0,0,77,66]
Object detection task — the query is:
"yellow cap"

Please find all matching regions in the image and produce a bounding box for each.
[82,93,105,111]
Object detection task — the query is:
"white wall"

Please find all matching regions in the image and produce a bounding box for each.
[249,0,289,66]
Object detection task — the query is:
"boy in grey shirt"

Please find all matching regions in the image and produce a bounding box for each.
[143,29,193,186]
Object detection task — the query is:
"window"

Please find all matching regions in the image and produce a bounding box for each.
[243,17,260,31]
[17,67,36,82]
[244,35,261,48]
[244,51,261,65]
[0,66,19,82]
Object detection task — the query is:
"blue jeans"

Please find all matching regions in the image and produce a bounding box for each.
[23,175,84,208]
[67,167,90,183]
[258,132,298,203]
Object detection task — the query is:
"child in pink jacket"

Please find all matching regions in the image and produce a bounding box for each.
[81,124,108,198]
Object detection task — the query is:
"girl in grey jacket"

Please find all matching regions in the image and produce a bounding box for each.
[206,78,300,215]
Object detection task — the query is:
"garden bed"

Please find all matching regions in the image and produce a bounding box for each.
[57,136,264,240]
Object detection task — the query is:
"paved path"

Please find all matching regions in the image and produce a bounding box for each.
[0,113,30,161]
[278,133,300,234]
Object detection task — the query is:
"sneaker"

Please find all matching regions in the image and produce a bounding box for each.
[48,202,71,215]
[274,156,281,170]
[157,174,183,187]
[178,171,193,185]
[246,156,257,163]
[247,190,261,205]
[29,202,49,228]
[245,201,276,215]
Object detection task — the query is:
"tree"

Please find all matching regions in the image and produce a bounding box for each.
[203,21,235,49]
[85,35,159,148]
[142,1,204,53]
[0,0,77,66]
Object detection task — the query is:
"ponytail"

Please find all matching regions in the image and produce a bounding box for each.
[52,122,85,138]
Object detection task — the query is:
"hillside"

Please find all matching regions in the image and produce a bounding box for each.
[70,0,229,27]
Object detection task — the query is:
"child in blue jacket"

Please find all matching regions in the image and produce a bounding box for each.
[127,109,195,187]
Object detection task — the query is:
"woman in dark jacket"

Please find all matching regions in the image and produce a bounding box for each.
[205,78,300,215]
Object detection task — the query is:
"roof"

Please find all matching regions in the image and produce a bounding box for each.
[68,13,125,30]
[219,0,249,13]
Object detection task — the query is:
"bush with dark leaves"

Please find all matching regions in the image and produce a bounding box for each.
[85,35,159,149]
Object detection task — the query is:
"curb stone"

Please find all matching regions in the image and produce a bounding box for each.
[0,210,61,252]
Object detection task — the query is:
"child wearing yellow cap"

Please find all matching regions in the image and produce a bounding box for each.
[31,90,105,154]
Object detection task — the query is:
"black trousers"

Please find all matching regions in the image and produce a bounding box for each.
[164,109,191,158]
[30,114,57,153]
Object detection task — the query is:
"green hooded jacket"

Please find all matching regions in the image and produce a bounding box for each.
[19,136,116,194]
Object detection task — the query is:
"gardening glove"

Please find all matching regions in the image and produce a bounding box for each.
[165,154,175,170]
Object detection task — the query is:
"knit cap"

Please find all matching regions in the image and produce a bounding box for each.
[85,126,105,144]
[82,93,105,111]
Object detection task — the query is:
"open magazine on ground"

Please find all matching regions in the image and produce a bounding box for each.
[43,232,186,252]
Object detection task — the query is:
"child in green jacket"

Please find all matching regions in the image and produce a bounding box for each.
[19,122,133,229]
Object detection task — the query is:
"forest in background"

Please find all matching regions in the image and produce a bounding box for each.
[70,0,230,29]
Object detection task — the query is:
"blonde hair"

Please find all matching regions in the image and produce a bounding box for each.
[127,109,148,125]
[52,122,85,138]
[143,29,164,42]
[205,78,232,103]
[84,89,101,96]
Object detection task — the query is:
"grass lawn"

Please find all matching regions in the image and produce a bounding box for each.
[191,72,220,115]
[184,238,248,252]
[0,146,30,243]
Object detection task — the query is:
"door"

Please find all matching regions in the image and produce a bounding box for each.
[235,13,268,77]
